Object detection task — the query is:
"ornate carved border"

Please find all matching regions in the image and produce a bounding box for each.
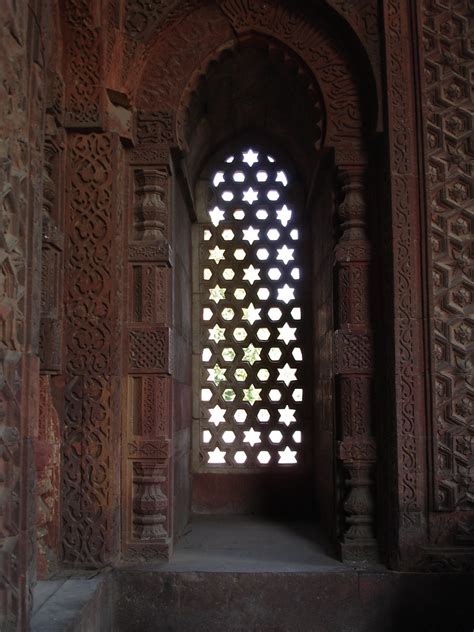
[63,0,103,128]
[382,0,429,567]
[131,0,376,165]
[62,133,122,566]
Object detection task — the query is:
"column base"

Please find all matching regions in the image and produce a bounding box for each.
[339,540,380,563]
[123,539,172,563]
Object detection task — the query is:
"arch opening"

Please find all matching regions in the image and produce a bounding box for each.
[126,1,380,564]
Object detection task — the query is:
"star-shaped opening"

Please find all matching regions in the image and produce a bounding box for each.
[208,447,226,464]
[275,171,288,186]
[243,428,261,447]
[278,405,296,426]
[208,206,225,226]
[276,205,292,227]
[278,323,296,345]
[278,446,297,464]
[209,285,226,303]
[242,149,259,166]
[207,364,226,385]
[208,246,225,264]
[242,343,262,365]
[243,384,262,405]
[277,284,295,304]
[277,245,294,265]
[242,226,260,244]
[209,405,226,426]
[242,187,259,204]
[243,264,261,285]
[242,303,261,325]
[209,324,226,343]
[277,363,297,386]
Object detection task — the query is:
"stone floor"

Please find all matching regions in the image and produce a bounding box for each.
[32,516,474,632]
[31,572,108,632]
[128,514,350,573]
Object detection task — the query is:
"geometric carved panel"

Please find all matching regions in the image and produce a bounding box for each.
[422,0,474,512]
[128,328,170,373]
[334,331,373,374]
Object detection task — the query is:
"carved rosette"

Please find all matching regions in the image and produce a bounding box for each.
[335,167,378,561]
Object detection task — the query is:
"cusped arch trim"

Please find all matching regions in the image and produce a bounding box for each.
[131,0,377,165]
[176,32,326,175]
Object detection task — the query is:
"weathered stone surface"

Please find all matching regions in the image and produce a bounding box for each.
[111,568,474,632]
[1,1,473,629]
[1,0,46,628]
[421,0,473,532]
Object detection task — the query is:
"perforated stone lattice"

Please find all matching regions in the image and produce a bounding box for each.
[199,148,306,469]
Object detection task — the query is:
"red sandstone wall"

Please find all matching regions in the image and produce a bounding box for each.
[420,0,474,559]
[1,3,473,629]
[0,1,46,628]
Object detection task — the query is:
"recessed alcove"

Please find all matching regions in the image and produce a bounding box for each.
[170,36,337,562]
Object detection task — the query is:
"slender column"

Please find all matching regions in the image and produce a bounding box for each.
[124,117,174,560]
[134,168,168,242]
[335,167,378,562]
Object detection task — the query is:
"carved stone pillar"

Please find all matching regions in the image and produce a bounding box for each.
[124,124,174,560]
[62,132,122,566]
[335,167,378,562]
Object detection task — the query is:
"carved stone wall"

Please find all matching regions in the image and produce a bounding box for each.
[62,133,122,566]
[36,2,66,577]
[63,0,103,128]
[0,1,46,628]
[3,5,473,626]
[326,0,381,129]
[37,376,61,579]
[421,0,474,566]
